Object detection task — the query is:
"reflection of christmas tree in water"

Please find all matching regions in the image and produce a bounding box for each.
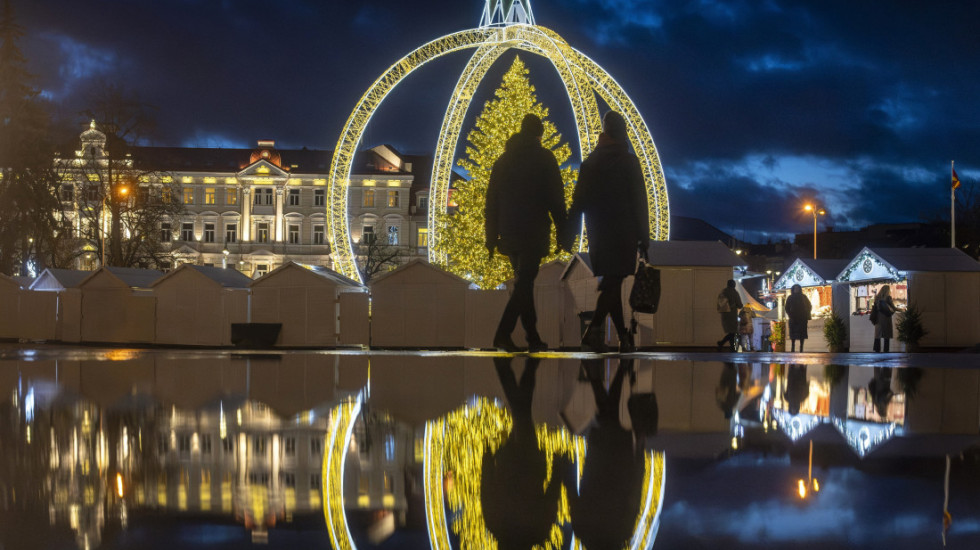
[419,357,665,549]
[434,56,577,290]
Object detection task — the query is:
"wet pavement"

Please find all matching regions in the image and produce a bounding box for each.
[0,344,978,549]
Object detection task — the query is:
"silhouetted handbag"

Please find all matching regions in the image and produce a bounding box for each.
[629,259,661,314]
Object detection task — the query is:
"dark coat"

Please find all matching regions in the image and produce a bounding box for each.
[485,132,567,257]
[785,292,813,340]
[568,135,648,277]
[873,296,896,338]
[720,286,743,334]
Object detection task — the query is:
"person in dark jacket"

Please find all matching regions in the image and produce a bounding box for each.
[485,113,568,352]
[784,283,813,352]
[568,111,648,353]
[717,280,743,351]
[872,285,897,352]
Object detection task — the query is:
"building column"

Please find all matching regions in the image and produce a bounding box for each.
[241,188,252,242]
[274,188,284,242]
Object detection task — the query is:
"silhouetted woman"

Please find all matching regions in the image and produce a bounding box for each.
[569,111,649,353]
[872,285,897,352]
[784,284,812,352]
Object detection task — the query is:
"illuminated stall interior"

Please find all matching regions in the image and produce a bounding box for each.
[773,258,848,318]
[837,247,980,351]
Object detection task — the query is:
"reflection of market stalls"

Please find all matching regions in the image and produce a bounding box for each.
[250,261,368,347]
[773,258,848,352]
[24,268,89,342]
[369,260,469,348]
[152,264,251,347]
[837,247,980,351]
[79,267,162,344]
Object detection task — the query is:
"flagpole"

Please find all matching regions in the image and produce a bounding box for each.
[951,160,955,249]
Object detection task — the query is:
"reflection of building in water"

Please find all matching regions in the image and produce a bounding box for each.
[145,399,330,535]
[341,409,415,543]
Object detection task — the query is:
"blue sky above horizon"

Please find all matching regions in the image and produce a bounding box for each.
[13,0,980,242]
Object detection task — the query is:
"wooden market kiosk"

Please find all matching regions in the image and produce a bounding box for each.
[837,247,980,351]
[772,258,849,352]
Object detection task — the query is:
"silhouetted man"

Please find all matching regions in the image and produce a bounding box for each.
[486,113,567,352]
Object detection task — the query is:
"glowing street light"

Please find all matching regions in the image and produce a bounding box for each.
[803,203,825,259]
[101,184,130,266]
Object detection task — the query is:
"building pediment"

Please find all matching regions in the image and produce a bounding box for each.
[238,159,289,180]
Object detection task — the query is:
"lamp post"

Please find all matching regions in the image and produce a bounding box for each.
[101,184,130,267]
[222,249,230,269]
[803,203,825,259]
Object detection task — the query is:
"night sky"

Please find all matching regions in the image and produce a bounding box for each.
[13,0,980,241]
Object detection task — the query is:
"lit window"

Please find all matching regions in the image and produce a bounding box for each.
[183,188,194,204]
[417,227,428,248]
[314,189,325,206]
[204,223,215,243]
[160,222,172,242]
[288,189,300,206]
[204,188,216,204]
[362,189,375,207]
[226,188,237,205]
[180,222,194,241]
[225,223,237,243]
[256,223,269,243]
[387,190,399,208]
[388,225,399,245]
[313,225,325,245]
[161,188,173,204]
[288,224,300,244]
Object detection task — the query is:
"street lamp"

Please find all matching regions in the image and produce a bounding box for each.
[101,184,130,267]
[222,249,230,269]
[803,203,825,259]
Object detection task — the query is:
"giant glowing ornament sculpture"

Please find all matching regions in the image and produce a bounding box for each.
[328,0,670,282]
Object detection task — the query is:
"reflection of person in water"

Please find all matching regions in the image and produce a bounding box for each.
[481,356,561,549]
[784,365,810,415]
[715,362,742,419]
[569,359,646,549]
[868,367,894,419]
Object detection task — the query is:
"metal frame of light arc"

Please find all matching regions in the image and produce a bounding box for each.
[328,24,669,283]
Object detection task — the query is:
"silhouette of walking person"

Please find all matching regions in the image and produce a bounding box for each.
[569,111,648,353]
[481,356,562,548]
[486,114,568,353]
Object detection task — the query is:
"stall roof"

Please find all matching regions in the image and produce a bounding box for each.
[774,258,848,290]
[29,268,91,291]
[838,247,980,282]
[369,258,470,287]
[560,253,594,280]
[250,261,363,288]
[78,266,164,290]
[645,241,747,267]
[151,264,252,289]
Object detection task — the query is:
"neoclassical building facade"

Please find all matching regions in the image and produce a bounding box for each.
[63,123,434,277]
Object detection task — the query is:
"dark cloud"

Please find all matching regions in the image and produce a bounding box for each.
[13,0,980,238]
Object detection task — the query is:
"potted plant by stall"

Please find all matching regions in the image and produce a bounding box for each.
[770,320,786,352]
[897,302,928,352]
[823,311,847,353]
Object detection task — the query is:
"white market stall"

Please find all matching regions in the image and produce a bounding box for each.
[837,247,980,351]
[249,261,367,347]
[79,267,163,344]
[152,264,251,346]
[370,260,469,348]
[25,268,90,342]
[0,274,21,340]
[772,258,849,352]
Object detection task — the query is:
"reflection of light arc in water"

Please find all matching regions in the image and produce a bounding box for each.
[328,22,669,283]
[322,392,365,550]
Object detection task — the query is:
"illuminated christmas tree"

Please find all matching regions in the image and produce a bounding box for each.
[434,55,577,289]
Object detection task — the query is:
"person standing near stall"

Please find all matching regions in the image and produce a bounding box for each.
[785,284,812,352]
[716,280,743,351]
[872,285,897,352]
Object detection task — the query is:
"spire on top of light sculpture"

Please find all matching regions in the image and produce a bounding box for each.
[480,0,535,26]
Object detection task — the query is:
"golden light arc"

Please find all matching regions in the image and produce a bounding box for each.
[328,24,669,283]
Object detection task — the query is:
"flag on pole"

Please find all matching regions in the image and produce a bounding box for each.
[952,168,961,190]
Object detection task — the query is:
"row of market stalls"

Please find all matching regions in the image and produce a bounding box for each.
[0,241,749,349]
[2,243,976,350]
[773,247,980,351]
